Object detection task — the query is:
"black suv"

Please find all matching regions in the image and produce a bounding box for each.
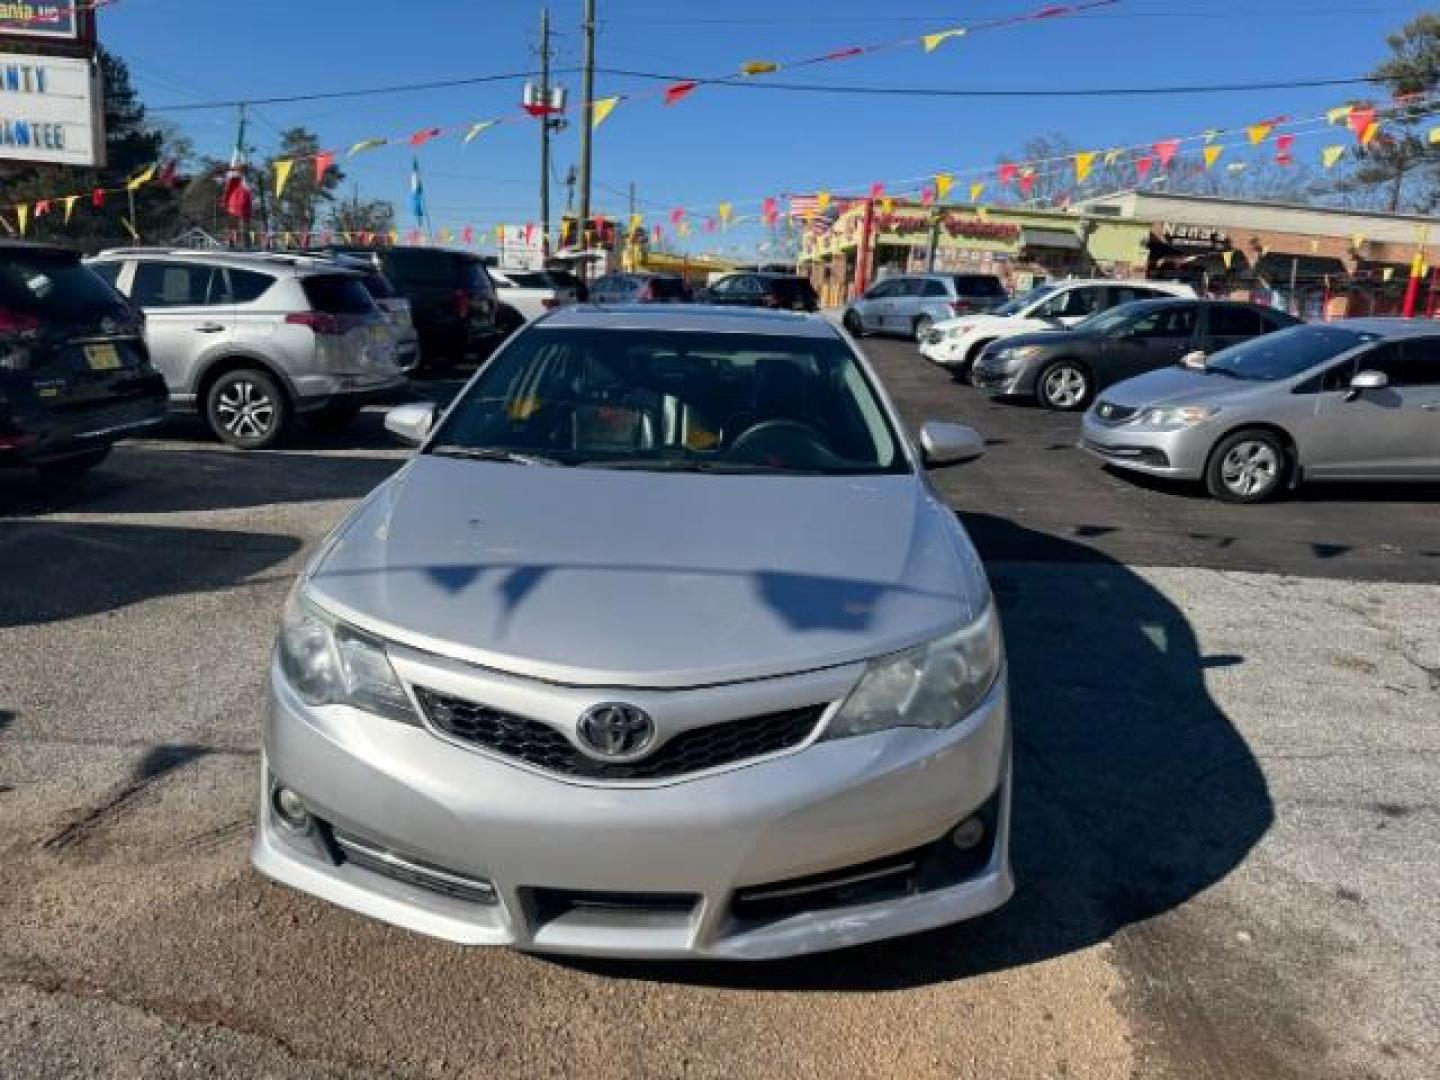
[701,273,819,312]
[329,246,497,370]
[0,243,167,479]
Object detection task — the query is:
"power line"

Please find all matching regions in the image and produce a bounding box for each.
[595,68,1381,99]
[149,68,570,112]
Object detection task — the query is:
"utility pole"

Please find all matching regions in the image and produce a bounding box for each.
[577,0,596,258]
[538,6,553,260]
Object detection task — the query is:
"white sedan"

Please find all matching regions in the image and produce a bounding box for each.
[491,270,579,333]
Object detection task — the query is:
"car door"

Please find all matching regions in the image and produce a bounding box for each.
[855,279,895,330]
[127,260,235,395]
[1034,284,1105,326]
[1106,304,1201,383]
[885,277,921,332]
[1307,337,1440,477]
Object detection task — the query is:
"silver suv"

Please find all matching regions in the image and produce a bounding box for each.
[87,249,405,449]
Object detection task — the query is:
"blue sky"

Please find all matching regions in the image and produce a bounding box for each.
[103,0,1433,254]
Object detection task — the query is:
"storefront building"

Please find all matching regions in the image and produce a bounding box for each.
[1074,191,1440,320]
[799,202,1151,308]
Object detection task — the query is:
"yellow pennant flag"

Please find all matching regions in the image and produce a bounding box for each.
[1322,145,1345,169]
[934,173,954,200]
[273,159,295,198]
[1221,250,1235,270]
[1203,144,1224,169]
[816,191,831,211]
[1103,148,1121,167]
[880,197,894,215]
[718,202,733,226]
[677,220,691,237]
[592,97,620,130]
[349,138,387,157]
[1360,121,1380,146]
[61,195,78,224]
[922,28,966,53]
[463,121,497,144]
[740,60,778,76]
[1429,125,1440,145]
[1073,152,1096,182]
[969,181,985,203]
[127,163,156,190]
[628,213,643,232]
[16,204,28,236]
[438,228,452,243]
[1327,105,1352,126]
[1247,123,1273,145]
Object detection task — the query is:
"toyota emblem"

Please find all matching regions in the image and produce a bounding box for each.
[576,703,655,759]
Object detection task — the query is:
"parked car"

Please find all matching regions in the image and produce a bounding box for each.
[491,268,577,334]
[590,272,691,304]
[253,305,1012,959]
[319,254,420,372]
[329,246,498,370]
[0,243,167,479]
[972,299,1298,411]
[1081,319,1440,503]
[542,268,589,303]
[843,273,1008,340]
[88,249,404,449]
[702,272,820,312]
[919,279,1198,374]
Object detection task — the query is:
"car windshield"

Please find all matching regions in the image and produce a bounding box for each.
[1204,325,1381,381]
[996,284,1057,316]
[428,327,905,475]
[953,275,1006,297]
[1076,304,1147,334]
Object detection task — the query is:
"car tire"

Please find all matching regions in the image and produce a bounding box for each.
[37,446,110,483]
[1205,429,1290,504]
[913,315,934,342]
[1037,361,1092,411]
[843,310,865,338]
[206,368,289,450]
[303,403,363,434]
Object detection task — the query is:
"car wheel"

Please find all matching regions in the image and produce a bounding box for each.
[303,403,363,434]
[207,369,289,450]
[843,310,865,337]
[37,446,110,483]
[1037,361,1092,411]
[1206,429,1289,503]
[913,315,934,342]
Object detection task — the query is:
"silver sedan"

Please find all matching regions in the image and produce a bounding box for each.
[1081,319,1440,502]
[252,305,1012,959]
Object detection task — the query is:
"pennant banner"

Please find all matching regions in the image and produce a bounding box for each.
[664,81,700,106]
[314,151,334,183]
[463,121,496,144]
[592,97,620,129]
[127,163,156,191]
[969,181,985,203]
[1203,144,1224,169]
[934,173,953,200]
[273,159,295,197]
[740,60,778,76]
[349,138,387,157]
[1074,151,1096,182]
[922,29,966,53]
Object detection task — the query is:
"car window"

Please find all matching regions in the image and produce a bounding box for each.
[921,279,949,298]
[302,274,378,315]
[710,276,741,295]
[429,328,904,475]
[378,250,452,287]
[1107,286,1159,307]
[131,261,225,308]
[1125,305,1197,339]
[865,280,897,300]
[1318,355,1360,392]
[952,275,1006,297]
[457,258,494,298]
[1208,306,1267,337]
[892,278,923,298]
[1038,286,1102,319]
[649,277,690,300]
[0,251,136,329]
[229,268,275,304]
[88,261,123,288]
[1362,337,1440,388]
[1208,325,1380,382]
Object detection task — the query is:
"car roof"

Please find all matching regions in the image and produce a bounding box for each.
[0,240,80,258]
[537,304,839,339]
[1324,317,1440,339]
[88,248,361,277]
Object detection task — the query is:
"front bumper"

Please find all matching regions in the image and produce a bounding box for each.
[1079,414,1210,479]
[970,363,1031,397]
[0,390,166,467]
[253,659,1012,960]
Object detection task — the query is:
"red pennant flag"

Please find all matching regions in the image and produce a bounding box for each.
[92,189,105,208]
[462,225,475,245]
[663,81,700,106]
[409,128,441,147]
[157,159,179,188]
[651,224,663,243]
[34,199,51,216]
[1033,5,1073,18]
[1276,154,1295,168]
[825,47,863,61]
[920,186,935,207]
[1347,107,1376,140]
[524,223,535,243]
[1154,139,1180,167]
[669,207,685,226]
[1135,155,1154,180]
[869,182,885,198]
[998,162,1019,186]
[1017,172,1036,196]
[407,228,422,243]
[762,197,777,218]
[314,151,335,183]
[1275,134,1295,155]
[704,218,717,234]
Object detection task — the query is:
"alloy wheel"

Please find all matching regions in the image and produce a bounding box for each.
[1041,365,1088,410]
[216,379,276,440]
[1220,440,1281,499]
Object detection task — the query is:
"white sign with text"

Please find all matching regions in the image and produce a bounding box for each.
[0,52,102,166]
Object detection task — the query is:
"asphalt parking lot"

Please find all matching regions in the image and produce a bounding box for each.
[2,336,1437,1079]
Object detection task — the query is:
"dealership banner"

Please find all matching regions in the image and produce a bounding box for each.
[0,3,78,39]
[0,51,103,165]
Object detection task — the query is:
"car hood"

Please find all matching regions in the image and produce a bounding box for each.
[1096,365,1268,409]
[934,313,1014,335]
[991,329,1100,353]
[306,457,989,688]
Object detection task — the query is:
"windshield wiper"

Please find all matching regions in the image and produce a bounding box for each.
[582,459,832,475]
[428,446,565,466]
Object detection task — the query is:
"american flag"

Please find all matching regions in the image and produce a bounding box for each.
[786,194,827,219]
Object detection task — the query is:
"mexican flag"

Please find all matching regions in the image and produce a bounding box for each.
[220,115,253,221]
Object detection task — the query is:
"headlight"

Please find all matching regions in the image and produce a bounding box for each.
[823,605,1003,740]
[1011,345,1043,361]
[276,588,419,725]
[1140,405,1217,428]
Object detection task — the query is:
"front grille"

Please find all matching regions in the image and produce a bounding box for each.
[1092,400,1138,425]
[414,687,825,781]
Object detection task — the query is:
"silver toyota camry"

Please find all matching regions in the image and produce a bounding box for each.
[252,305,1011,959]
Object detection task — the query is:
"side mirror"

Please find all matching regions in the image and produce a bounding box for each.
[1345,369,1388,401]
[1181,350,1207,369]
[920,421,986,467]
[385,402,436,446]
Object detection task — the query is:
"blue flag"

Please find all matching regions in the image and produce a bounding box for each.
[410,158,426,225]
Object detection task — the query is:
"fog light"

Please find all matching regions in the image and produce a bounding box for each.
[951,816,986,851]
[272,786,311,831]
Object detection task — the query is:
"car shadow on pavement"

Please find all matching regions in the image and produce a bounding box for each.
[0,521,301,628]
[1103,463,1440,505]
[558,514,1274,991]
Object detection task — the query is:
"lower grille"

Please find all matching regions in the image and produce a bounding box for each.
[415,687,826,781]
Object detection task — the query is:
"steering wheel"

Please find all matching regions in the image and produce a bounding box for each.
[726,419,829,464]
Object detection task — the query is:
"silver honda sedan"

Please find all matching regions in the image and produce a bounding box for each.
[252,305,1011,959]
[1082,319,1440,502]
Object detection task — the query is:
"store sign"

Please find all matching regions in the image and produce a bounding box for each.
[876,212,1021,244]
[500,225,543,271]
[0,3,78,39]
[0,52,102,165]
[1162,222,1229,252]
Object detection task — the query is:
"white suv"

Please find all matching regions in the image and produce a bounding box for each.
[918,278,1197,374]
